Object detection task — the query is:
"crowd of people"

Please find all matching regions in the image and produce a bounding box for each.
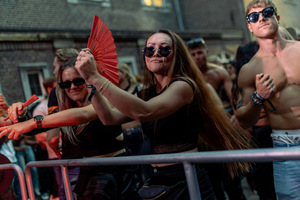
[0,0,299,199]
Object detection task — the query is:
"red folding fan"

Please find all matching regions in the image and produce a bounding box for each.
[87,15,119,85]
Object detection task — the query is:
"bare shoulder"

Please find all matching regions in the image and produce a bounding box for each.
[208,62,228,75]
[285,40,300,51]
[208,62,225,71]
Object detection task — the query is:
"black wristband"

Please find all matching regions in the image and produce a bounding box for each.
[251,91,265,106]
[88,86,96,101]
[17,114,28,122]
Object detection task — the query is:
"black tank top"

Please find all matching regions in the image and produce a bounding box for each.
[138,78,201,154]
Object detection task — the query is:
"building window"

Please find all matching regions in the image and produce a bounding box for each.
[118,56,140,76]
[18,62,51,100]
[142,0,165,7]
[28,72,43,97]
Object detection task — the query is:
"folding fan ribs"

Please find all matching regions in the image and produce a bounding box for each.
[87,15,119,86]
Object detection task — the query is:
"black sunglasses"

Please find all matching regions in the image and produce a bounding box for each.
[247,7,275,23]
[58,78,85,89]
[142,46,171,58]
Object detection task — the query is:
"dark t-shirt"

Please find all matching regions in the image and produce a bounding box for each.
[48,87,83,159]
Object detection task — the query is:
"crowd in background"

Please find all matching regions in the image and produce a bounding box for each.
[0,0,300,199]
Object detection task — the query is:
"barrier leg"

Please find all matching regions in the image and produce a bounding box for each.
[61,166,74,200]
[183,162,202,200]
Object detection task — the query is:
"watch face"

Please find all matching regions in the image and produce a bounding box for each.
[34,115,43,121]
[34,115,44,128]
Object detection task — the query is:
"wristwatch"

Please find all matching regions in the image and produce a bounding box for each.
[34,115,44,129]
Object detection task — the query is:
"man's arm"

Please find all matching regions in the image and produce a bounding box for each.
[235,67,262,129]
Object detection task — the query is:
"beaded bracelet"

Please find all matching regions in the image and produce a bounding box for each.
[251,91,278,112]
[251,91,265,106]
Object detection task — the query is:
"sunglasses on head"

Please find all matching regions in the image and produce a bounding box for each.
[247,7,275,23]
[186,37,205,47]
[142,46,171,58]
[58,78,85,89]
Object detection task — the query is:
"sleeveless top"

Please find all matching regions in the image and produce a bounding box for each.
[138,78,201,154]
[69,119,125,157]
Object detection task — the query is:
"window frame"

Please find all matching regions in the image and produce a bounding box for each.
[141,0,167,8]
[117,56,140,76]
[18,62,51,100]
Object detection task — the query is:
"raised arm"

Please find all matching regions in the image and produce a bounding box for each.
[90,76,193,124]
[0,104,98,140]
[75,50,194,124]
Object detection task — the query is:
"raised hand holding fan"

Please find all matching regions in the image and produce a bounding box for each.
[87,15,119,85]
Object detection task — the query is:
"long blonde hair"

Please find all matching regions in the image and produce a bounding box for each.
[141,29,252,176]
[56,58,89,144]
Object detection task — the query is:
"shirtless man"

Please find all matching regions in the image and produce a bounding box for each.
[187,37,232,109]
[236,0,300,199]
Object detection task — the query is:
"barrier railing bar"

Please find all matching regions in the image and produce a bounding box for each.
[25,163,35,200]
[0,163,28,200]
[61,165,73,200]
[24,147,300,200]
[183,162,201,200]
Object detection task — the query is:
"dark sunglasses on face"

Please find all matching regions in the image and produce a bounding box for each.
[142,46,171,58]
[247,7,275,23]
[58,78,85,89]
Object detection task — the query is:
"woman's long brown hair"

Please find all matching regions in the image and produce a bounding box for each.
[140,29,253,176]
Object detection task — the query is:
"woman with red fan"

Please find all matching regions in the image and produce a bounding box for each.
[0,59,141,200]
[75,29,252,200]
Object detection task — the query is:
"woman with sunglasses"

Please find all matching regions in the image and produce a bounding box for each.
[0,58,141,199]
[57,58,142,200]
[75,29,252,200]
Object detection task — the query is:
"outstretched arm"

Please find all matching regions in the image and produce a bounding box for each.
[0,104,98,140]
[75,49,194,125]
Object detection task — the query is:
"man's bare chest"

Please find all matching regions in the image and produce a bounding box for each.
[262,58,300,89]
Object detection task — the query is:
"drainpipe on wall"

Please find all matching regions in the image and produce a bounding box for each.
[174,0,185,31]
[238,0,251,43]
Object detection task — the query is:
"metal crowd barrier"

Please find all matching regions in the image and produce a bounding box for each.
[22,147,300,200]
[0,163,28,200]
